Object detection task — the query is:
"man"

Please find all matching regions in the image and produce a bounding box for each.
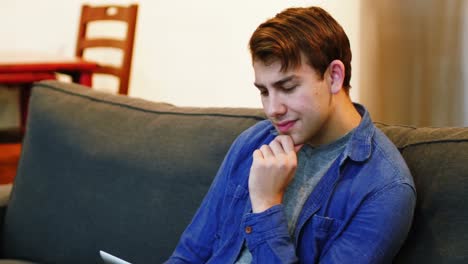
[166,6,415,263]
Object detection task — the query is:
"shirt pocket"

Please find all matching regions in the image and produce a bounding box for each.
[224,184,249,223]
[311,214,342,250]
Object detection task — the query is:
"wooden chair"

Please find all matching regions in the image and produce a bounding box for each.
[0,4,138,145]
[75,4,138,95]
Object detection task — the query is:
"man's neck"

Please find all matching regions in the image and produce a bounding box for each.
[308,92,361,146]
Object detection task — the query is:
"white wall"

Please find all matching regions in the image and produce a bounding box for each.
[0,0,361,109]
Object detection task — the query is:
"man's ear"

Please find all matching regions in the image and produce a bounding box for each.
[328,60,345,94]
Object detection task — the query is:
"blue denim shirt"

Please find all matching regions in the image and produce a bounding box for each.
[166,104,416,263]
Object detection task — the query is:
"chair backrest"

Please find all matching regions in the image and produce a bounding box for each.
[75,4,138,95]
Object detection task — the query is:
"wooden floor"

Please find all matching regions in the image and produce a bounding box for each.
[0,143,21,184]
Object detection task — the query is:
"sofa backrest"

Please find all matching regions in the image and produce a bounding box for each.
[1,81,265,263]
[1,81,468,263]
[376,123,468,263]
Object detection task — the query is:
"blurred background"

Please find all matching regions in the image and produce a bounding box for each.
[0,0,467,128]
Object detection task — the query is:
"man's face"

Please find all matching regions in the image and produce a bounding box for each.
[253,59,335,146]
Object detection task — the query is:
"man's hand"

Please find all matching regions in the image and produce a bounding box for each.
[248,135,303,213]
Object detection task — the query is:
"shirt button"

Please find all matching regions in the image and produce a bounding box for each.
[245,226,252,234]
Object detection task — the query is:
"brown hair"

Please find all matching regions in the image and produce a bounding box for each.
[249,6,352,90]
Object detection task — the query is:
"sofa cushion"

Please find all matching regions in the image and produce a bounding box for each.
[1,81,265,263]
[376,123,468,263]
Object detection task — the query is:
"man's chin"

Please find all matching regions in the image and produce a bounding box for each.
[289,134,303,145]
[274,130,304,144]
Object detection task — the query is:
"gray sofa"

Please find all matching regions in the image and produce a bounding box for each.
[0,80,467,263]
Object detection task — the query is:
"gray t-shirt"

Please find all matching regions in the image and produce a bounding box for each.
[235,131,353,263]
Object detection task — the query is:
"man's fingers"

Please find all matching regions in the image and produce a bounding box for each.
[259,144,274,158]
[252,149,263,161]
[274,135,295,153]
[294,144,304,152]
[254,135,300,162]
[269,139,286,156]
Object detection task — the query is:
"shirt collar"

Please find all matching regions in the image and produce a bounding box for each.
[342,103,375,162]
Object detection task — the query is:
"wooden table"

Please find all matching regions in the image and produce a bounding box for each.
[0,51,98,84]
[0,51,98,133]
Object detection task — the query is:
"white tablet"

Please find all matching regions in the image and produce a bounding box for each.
[100,250,132,264]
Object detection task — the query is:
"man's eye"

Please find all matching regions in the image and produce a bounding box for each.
[283,85,297,92]
[259,89,268,96]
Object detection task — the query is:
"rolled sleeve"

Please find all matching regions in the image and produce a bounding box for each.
[242,204,298,263]
[242,205,290,250]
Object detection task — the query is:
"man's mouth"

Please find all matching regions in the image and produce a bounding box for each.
[276,120,296,134]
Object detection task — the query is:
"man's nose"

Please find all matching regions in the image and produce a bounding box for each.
[265,94,287,118]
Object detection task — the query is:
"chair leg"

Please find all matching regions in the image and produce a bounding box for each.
[18,85,31,136]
